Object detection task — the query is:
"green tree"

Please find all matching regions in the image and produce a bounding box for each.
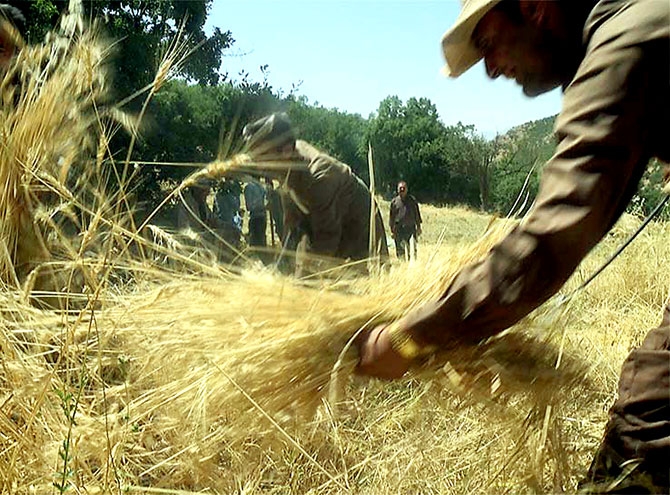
[630,159,670,219]
[286,96,368,180]
[444,124,500,211]
[491,116,557,214]
[132,78,282,214]
[9,0,233,98]
[367,96,480,206]
[10,0,240,219]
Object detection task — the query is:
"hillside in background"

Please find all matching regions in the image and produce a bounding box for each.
[503,115,556,148]
[492,114,668,219]
[489,115,557,214]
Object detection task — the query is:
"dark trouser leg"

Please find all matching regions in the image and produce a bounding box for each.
[218,225,241,262]
[395,226,414,261]
[221,225,241,248]
[248,216,267,247]
[274,215,284,242]
[276,228,303,275]
[394,235,406,260]
[294,233,310,278]
[410,232,418,260]
[579,316,670,494]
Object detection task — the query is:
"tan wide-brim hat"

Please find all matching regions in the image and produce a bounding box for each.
[441,0,503,78]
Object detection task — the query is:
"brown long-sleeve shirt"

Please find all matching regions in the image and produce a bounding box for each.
[285,140,388,260]
[401,0,670,349]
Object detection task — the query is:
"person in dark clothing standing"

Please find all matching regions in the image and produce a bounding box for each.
[389,181,422,261]
[265,176,284,246]
[243,180,267,248]
[214,179,242,249]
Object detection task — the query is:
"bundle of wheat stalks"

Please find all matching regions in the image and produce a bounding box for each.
[3,3,668,494]
[0,1,141,309]
[2,234,599,493]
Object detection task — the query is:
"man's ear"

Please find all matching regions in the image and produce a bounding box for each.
[519,0,549,28]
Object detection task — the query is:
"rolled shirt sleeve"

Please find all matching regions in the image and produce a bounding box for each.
[400,12,657,349]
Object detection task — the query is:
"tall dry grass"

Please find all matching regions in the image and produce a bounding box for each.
[4,207,668,494]
[2,4,670,494]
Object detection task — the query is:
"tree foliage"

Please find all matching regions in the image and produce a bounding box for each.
[631,159,670,219]
[132,78,281,211]
[286,96,368,180]
[17,1,665,223]
[367,96,481,205]
[490,116,557,214]
[8,0,233,98]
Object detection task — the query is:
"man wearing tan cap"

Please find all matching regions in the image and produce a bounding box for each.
[390,181,422,261]
[357,0,669,492]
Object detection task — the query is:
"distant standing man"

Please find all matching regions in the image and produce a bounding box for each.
[243,180,267,247]
[390,181,422,261]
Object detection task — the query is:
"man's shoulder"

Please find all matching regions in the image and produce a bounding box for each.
[296,140,349,170]
[557,0,668,134]
[296,140,333,164]
[585,0,669,48]
[308,156,353,184]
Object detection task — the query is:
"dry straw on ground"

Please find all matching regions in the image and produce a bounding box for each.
[2,4,670,494]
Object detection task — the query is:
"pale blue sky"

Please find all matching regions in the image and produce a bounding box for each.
[207,0,563,137]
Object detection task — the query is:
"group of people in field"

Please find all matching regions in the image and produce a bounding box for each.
[179,112,424,272]
[3,0,669,492]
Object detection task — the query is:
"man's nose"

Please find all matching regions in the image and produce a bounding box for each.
[484,57,501,79]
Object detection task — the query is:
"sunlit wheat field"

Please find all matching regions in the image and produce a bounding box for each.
[2,5,669,494]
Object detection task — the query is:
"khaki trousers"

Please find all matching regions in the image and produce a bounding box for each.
[580,304,670,494]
